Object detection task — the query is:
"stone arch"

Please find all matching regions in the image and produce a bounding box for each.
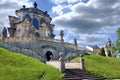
[42,45,59,60]
[45,51,53,61]
[41,42,65,60]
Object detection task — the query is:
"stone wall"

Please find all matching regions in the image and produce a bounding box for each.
[0,39,78,62]
[0,41,43,61]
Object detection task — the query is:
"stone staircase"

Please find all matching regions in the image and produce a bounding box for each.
[62,69,104,80]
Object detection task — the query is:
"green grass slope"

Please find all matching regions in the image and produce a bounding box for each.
[0,47,63,80]
[72,54,120,79]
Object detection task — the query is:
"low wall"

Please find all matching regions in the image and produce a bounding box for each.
[46,60,65,72]
[65,58,86,71]
[65,62,80,69]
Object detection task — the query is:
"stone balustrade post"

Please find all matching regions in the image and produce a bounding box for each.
[80,57,86,71]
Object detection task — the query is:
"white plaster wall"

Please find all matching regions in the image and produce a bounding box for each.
[46,61,65,72]
[65,62,80,69]
[86,46,93,51]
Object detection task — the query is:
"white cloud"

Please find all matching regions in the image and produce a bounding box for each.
[52,0,120,33]
[67,0,80,4]
[51,0,66,5]
[52,4,72,15]
[51,0,120,47]
[50,0,86,4]
[0,0,32,27]
[52,5,64,15]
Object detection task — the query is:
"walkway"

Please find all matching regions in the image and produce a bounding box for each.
[62,69,104,80]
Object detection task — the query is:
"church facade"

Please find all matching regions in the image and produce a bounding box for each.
[0,2,78,62]
[8,2,55,39]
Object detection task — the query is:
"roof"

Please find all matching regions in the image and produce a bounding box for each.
[16,8,51,20]
[87,45,99,49]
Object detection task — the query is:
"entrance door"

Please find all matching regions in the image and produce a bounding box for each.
[46,51,53,61]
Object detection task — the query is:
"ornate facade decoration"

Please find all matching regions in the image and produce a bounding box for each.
[8,2,55,40]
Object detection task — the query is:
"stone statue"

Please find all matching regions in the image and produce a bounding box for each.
[23,5,26,8]
[2,27,7,40]
[34,2,37,8]
[106,38,111,48]
[50,55,53,61]
[59,52,63,60]
[74,38,78,47]
[60,30,64,42]
[104,38,113,57]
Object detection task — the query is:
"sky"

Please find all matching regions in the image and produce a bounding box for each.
[0,0,120,47]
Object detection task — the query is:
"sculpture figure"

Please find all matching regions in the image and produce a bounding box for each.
[34,2,37,8]
[104,38,113,57]
[74,38,78,47]
[59,52,63,60]
[106,38,111,48]
[60,30,64,42]
[2,27,7,40]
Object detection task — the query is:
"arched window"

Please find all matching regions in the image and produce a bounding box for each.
[32,18,39,29]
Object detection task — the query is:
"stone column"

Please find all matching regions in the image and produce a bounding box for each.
[60,30,64,43]
[80,57,86,71]
[61,60,65,72]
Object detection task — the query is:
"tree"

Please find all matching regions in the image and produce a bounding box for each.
[116,28,120,52]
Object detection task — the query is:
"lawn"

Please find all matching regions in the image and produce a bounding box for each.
[0,47,63,80]
[71,54,120,79]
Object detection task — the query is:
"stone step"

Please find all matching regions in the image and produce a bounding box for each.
[62,69,104,80]
[62,77,104,79]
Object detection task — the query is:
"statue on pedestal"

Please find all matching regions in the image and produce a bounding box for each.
[74,38,78,47]
[34,2,37,8]
[106,38,111,48]
[60,30,64,42]
[104,38,113,57]
[59,52,63,60]
[2,27,7,41]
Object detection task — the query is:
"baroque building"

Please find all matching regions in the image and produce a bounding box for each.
[8,2,55,39]
[1,2,78,62]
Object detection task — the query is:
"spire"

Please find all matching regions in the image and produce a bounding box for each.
[33,2,37,8]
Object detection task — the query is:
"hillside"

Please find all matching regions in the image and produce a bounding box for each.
[72,54,120,79]
[0,47,63,80]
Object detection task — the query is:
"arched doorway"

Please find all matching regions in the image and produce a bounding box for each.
[46,51,53,61]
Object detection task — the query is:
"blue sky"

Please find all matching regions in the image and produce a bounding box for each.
[30,0,53,12]
[0,0,120,47]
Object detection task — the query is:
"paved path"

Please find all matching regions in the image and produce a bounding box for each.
[62,69,104,80]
